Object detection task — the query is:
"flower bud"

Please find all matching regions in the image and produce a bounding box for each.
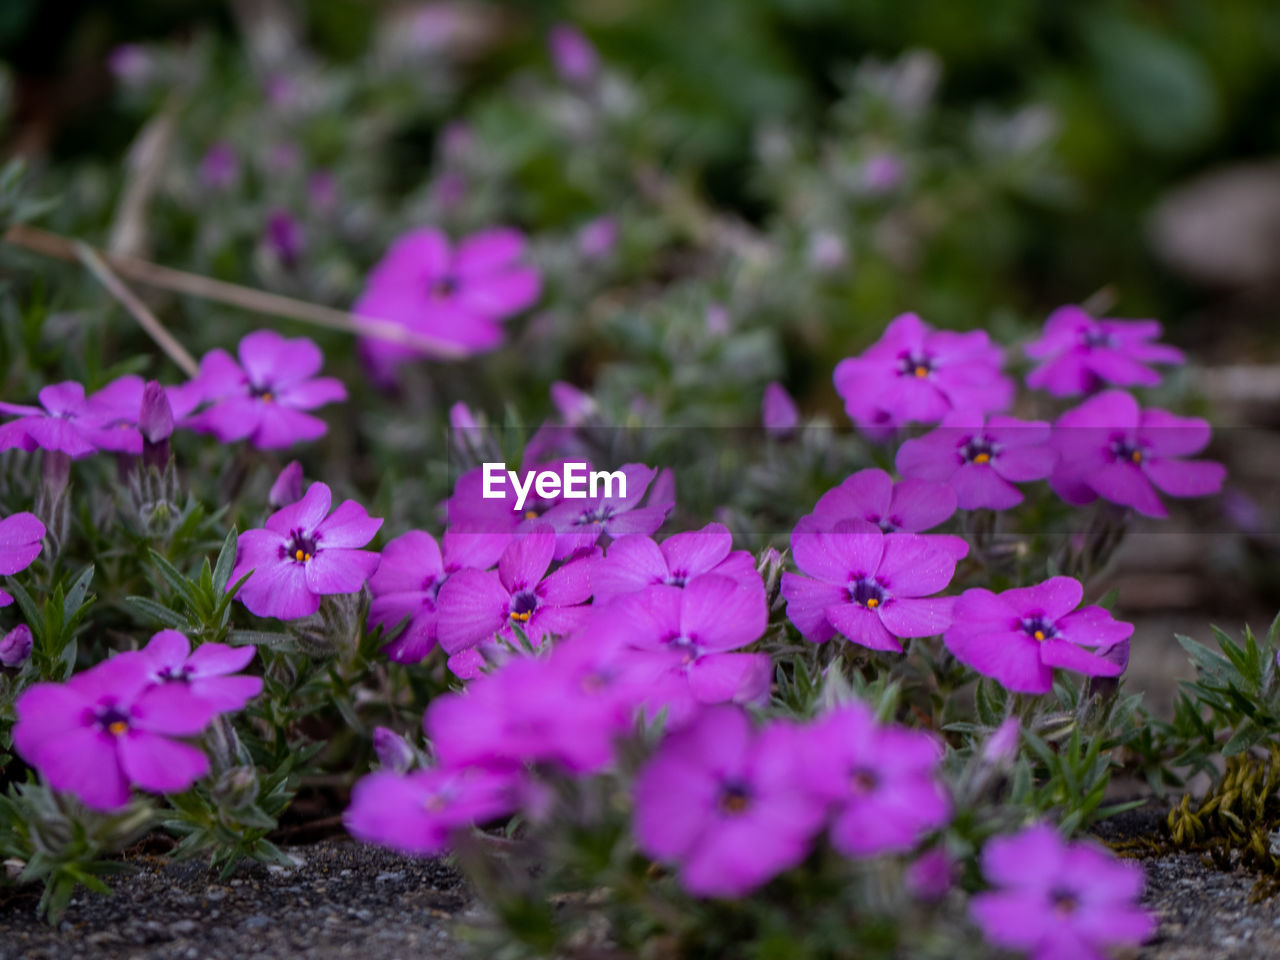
[550,382,596,427]
[269,461,304,508]
[757,546,785,609]
[372,726,416,773]
[140,380,174,469]
[211,766,259,810]
[982,717,1020,766]
[0,624,32,667]
[762,382,799,439]
[906,848,953,901]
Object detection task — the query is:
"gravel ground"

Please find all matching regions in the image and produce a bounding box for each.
[0,841,473,960]
[3,810,1280,958]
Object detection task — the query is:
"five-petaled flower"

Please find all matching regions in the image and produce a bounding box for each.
[139,629,263,712]
[229,481,382,620]
[1026,305,1184,397]
[782,519,966,650]
[970,823,1155,960]
[1049,390,1225,518]
[896,412,1057,511]
[184,330,347,449]
[0,511,45,607]
[944,576,1132,694]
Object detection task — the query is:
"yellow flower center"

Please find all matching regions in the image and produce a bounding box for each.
[524,510,538,520]
[294,549,312,562]
[973,452,991,464]
[913,365,929,378]
[1034,630,1046,641]
[509,610,531,622]
[865,597,879,608]
[1131,450,1142,464]
[108,721,129,736]
[260,391,274,403]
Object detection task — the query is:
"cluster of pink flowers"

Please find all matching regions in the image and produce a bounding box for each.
[0,329,345,457]
[12,631,261,810]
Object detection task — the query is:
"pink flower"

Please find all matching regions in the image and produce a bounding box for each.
[138,630,262,712]
[0,377,150,456]
[587,575,771,724]
[971,823,1155,960]
[0,623,32,667]
[1026,305,1184,397]
[264,209,304,268]
[268,461,304,508]
[1049,390,1225,518]
[833,314,1014,436]
[762,382,800,438]
[944,577,1132,694]
[0,512,45,607]
[368,529,509,664]
[548,24,599,85]
[799,702,951,857]
[354,227,541,381]
[540,463,672,559]
[434,527,592,660]
[798,468,960,538]
[633,706,825,898]
[184,330,347,450]
[782,520,966,650]
[590,522,758,604]
[229,482,382,620]
[426,654,620,775]
[13,653,218,810]
[344,766,521,856]
[896,413,1058,510]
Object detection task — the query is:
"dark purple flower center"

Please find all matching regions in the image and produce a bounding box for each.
[848,577,887,609]
[872,514,898,533]
[156,664,194,683]
[850,766,880,794]
[95,704,132,737]
[1111,437,1146,466]
[718,782,752,816]
[429,275,459,299]
[284,529,319,563]
[1049,887,1080,915]
[665,568,689,587]
[575,506,614,526]
[1021,615,1058,642]
[508,590,539,623]
[249,383,277,403]
[668,634,701,665]
[1079,326,1112,349]
[898,352,933,379]
[960,435,997,465]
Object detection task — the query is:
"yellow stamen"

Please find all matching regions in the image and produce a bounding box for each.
[1131,450,1142,464]
[108,721,128,736]
[721,793,750,814]
[304,552,312,562]
[866,597,879,608]
[510,610,531,622]
[1034,630,1045,641]
[524,510,538,520]
[913,365,929,378]
[261,392,274,403]
[973,452,991,464]
[295,549,305,562]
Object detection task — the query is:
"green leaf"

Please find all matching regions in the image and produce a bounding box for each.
[61,564,95,622]
[213,528,239,594]
[124,596,191,630]
[1223,721,1268,757]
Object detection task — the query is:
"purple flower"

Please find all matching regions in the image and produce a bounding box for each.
[138,380,173,445]
[799,468,959,538]
[576,217,617,261]
[907,849,954,901]
[762,382,800,438]
[0,623,32,667]
[344,766,521,856]
[229,482,382,620]
[833,313,1014,435]
[548,24,599,86]
[184,330,347,450]
[264,209,304,268]
[138,630,262,712]
[199,142,239,191]
[444,458,586,533]
[435,527,592,659]
[1049,390,1225,518]
[368,529,509,664]
[372,726,416,773]
[782,520,966,650]
[800,702,950,856]
[944,577,1132,694]
[591,523,759,605]
[983,717,1021,765]
[426,654,620,774]
[1026,305,1185,397]
[354,227,541,380]
[268,461,304,508]
[13,652,217,809]
[540,463,672,559]
[0,377,148,456]
[588,575,771,724]
[0,512,45,607]
[633,706,825,898]
[862,151,904,193]
[550,381,596,427]
[971,823,1155,960]
[896,413,1057,511]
